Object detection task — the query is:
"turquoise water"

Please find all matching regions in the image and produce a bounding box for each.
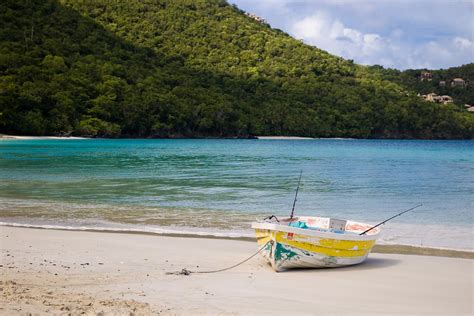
[0,139,473,249]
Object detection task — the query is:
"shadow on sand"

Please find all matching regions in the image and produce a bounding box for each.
[273,256,401,274]
[338,257,401,271]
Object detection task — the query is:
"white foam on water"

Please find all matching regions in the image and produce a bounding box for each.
[377,222,473,251]
[0,220,254,239]
[1,219,472,251]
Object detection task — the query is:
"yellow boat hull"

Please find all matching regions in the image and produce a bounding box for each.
[252,217,380,272]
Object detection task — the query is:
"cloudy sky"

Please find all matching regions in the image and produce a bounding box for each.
[230,0,474,70]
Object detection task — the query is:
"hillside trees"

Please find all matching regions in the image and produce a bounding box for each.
[0,0,472,139]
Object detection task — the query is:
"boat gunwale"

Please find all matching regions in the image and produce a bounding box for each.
[252,221,381,241]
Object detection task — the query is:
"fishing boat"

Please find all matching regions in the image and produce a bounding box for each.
[252,172,420,272]
[251,216,381,272]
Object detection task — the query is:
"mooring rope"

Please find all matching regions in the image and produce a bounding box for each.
[165,240,271,275]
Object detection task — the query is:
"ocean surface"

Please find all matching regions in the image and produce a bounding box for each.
[0,138,472,250]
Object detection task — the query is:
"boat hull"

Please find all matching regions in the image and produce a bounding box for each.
[253,220,379,272]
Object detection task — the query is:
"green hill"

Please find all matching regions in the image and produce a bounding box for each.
[371,63,474,106]
[1,0,473,139]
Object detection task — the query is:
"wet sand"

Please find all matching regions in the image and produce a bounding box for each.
[1,226,472,315]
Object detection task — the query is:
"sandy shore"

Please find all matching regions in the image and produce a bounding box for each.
[1,227,472,315]
[256,136,315,140]
[1,135,357,141]
[1,135,314,140]
[0,135,87,140]
[256,136,355,140]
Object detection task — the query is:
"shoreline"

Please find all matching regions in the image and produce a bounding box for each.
[256,136,316,140]
[2,224,472,259]
[2,134,472,141]
[0,135,88,140]
[1,226,472,315]
[1,134,317,140]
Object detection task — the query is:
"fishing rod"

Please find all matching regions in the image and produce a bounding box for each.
[359,204,423,235]
[289,170,303,219]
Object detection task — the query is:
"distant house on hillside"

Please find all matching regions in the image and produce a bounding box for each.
[423,93,437,102]
[420,71,432,81]
[468,107,474,113]
[422,93,453,104]
[245,12,266,24]
[440,95,453,104]
[451,78,466,87]
[439,81,446,87]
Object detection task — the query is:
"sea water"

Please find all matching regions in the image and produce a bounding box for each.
[0,139,472,250]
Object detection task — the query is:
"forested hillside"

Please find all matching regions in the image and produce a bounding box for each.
[1,0,473,138]
[372,64,474,106]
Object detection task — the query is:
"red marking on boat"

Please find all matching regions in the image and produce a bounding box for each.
[347,224,371,231]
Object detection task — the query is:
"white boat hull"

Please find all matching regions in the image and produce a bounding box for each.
[252,217,380,272]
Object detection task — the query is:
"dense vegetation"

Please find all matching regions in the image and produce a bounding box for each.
[372,64,474,106]
[1,0,473,139]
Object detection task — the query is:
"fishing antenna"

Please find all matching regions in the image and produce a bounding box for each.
[359,204,423,235]
[290,170,303,219]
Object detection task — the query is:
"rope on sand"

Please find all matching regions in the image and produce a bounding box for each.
[165,241,271,276]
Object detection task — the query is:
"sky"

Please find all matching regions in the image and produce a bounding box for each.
[229,0,474,70]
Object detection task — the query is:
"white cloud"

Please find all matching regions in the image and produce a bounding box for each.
[409,37,474,70]
[453,37,474,50]
[291,11,473,69]
[292,12,393,66]
[231,0,474,69]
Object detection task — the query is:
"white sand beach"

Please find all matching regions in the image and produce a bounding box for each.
[256,136,315,140]
[1,226,472,315]
[0,135,87,140]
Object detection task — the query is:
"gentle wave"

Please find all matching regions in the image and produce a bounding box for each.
[0,221,254,239]
[1,220,472,252]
